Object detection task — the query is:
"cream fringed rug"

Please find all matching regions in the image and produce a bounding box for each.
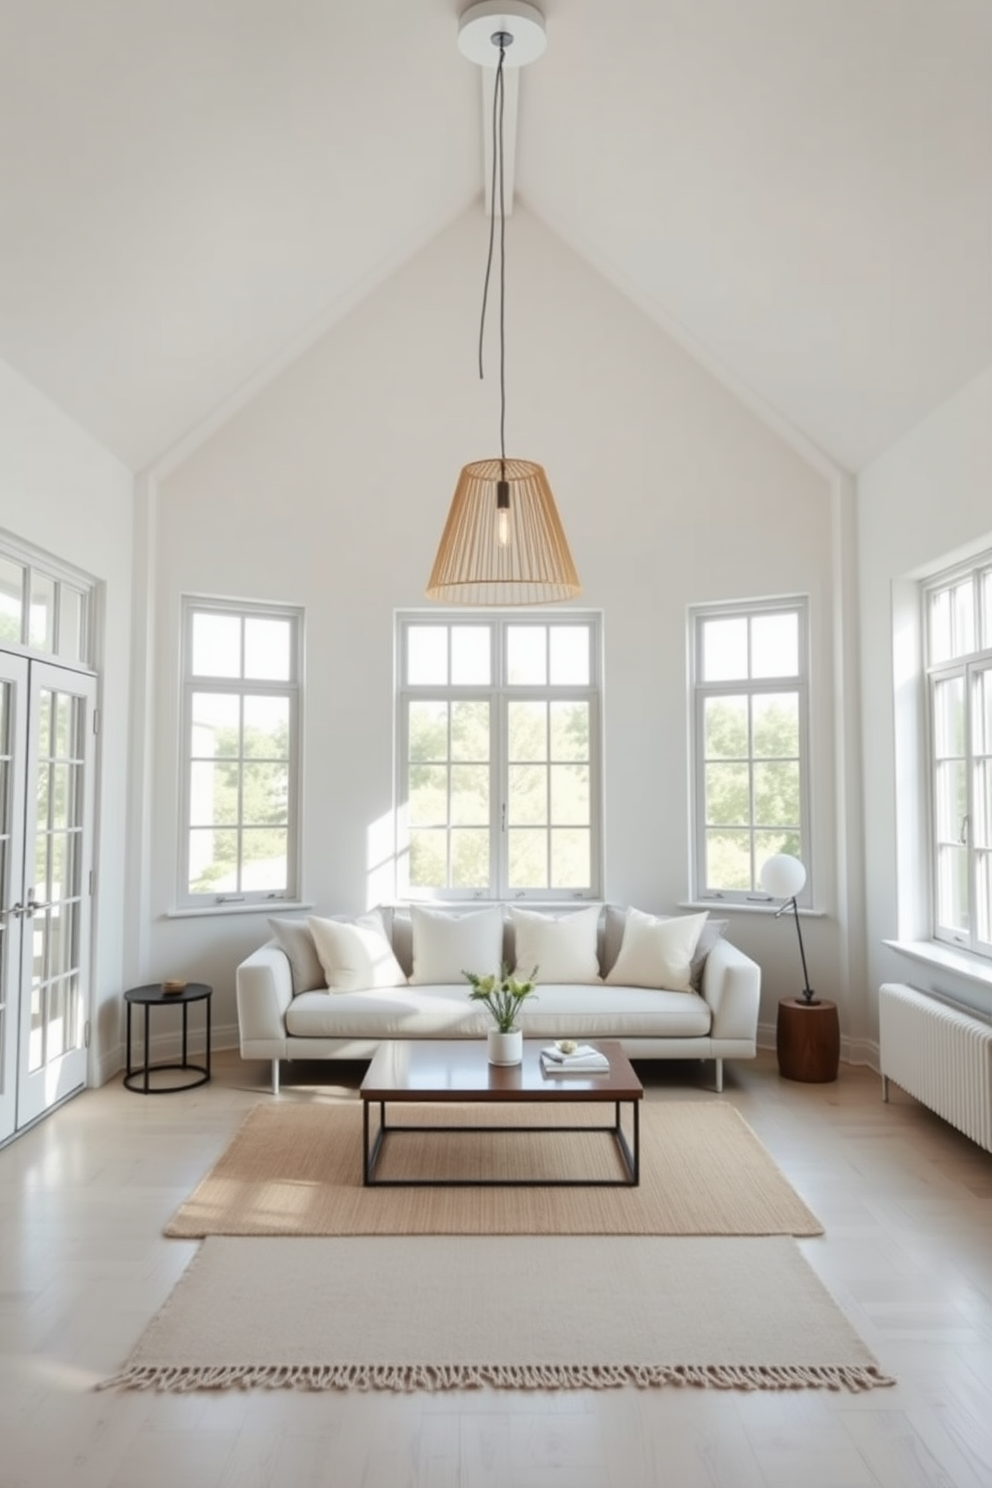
[164,1100,823,1238]
[100,1234,894,1394]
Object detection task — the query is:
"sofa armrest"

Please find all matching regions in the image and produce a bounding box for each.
[700,937,761,1042]
[236,941,293,1050]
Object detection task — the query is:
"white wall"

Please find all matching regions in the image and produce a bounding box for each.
[142,208,847,1052]
[858,365,992,1026]
[0,356,134,1084]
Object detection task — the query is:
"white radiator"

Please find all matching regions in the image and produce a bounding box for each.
[879,982,992,1153]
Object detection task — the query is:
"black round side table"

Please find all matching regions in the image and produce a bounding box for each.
[124,982,213,1093]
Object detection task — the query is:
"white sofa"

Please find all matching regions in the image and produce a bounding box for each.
[236,903,761,1095]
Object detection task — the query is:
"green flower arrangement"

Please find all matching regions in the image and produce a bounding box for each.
[464,964,538,1032]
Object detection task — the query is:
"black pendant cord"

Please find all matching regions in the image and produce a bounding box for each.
[477,44,508,471]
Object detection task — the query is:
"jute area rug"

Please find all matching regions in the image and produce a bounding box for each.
[100,1234,894,1393]
[164,1100,823,1238]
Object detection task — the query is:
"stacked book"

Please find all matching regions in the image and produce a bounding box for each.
[540,1043,610,1075]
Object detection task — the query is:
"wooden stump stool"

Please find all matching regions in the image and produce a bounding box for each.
[776,998,840,1083]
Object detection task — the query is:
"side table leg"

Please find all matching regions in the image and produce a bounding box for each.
[126,999,133,1081]
[142,1004,150,1094]
[206,994,212,1080]
[181,1002,189,1070]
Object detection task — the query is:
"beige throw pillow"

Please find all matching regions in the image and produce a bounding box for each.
[511,905,601,983]
[605,908,709,992]
[307,910,406,992]
[268,917,325,994]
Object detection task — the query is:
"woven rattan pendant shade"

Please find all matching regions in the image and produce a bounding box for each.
[426,457,580,605]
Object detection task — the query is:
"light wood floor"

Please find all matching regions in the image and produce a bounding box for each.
[1,1048,990,1488]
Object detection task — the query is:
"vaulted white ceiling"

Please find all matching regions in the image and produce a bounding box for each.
[0,0,989,473]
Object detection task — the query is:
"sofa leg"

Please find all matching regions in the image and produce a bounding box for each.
[714,1057,723,1094]
[272,1059,280,1096]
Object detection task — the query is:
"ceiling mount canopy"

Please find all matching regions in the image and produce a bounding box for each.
[426,1,580,607]
[457,1,548,67]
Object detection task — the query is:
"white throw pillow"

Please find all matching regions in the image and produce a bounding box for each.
[605,908,709,992]
[268,917,325,994]
[307,910,406,992]
[409,905,503,985]
[511,905,601,983]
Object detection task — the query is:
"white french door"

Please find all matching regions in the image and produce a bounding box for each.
[0,655,96,1143]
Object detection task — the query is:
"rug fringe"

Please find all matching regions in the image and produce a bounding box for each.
[97,1361,895,1394]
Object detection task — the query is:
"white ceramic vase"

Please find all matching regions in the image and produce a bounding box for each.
[487,1027,523,1066]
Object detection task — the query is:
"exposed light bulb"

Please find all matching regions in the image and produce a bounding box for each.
[496,479,510,547]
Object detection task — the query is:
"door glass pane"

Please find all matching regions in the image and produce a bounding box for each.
[244,617,291,681]
[409,701,448,762]
[550,701,588,762]
[508,701,547,761]
[934,676,965,757]
[977,851,992,943]
[29,573,54,651]
[192,612,241,676]
[29,982,44,1072]
[450,701,489,762]
[0,558,23,645]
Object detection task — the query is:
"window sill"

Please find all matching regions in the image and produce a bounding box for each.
[166,901,313,920]
[884,939,992,990]
[679,900,826,918]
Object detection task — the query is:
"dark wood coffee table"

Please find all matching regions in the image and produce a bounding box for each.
[360,1039,642,1188]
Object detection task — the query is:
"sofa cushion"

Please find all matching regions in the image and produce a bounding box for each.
[606,908,709,992]
[308,910,406,992]
[511,905,601,983]
[409,904,503,985]
[602,905,728,990]
[268,916,325,994]
[284,981,712,1040]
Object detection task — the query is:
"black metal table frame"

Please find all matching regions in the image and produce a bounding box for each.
[124,988,212,1094]
[362,1098,640,1188]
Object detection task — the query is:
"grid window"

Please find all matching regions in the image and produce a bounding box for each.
[691,600,810,904]
[397,615,601,900]
[179,599,302,909]
[925,555,992,957]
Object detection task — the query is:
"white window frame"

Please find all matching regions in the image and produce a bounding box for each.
[178,596,303,911]
[923,553,992,961]
[396,612,603,902]
[689,596,811,906]
[0,531,94,667]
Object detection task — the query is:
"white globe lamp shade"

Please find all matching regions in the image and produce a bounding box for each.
[760,854,806,901]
